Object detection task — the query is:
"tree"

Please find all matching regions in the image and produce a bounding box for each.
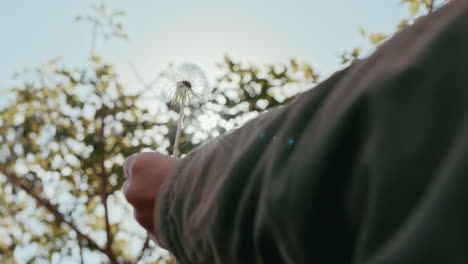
[0,0,447,263]
[0,56,175,263]
[0,55,319,264]
[341,0,448,64]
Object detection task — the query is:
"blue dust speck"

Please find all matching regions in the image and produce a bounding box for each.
[260,132,266,140]
[288,139,296,147]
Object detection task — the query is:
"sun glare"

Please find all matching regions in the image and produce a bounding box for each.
[199,114,219,131]
[131,13,299,89]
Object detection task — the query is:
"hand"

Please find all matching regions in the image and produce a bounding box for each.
[122,152,180,247]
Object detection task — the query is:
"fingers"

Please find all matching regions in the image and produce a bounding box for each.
[123,152,178,205]
[123,153,140,179]
[123,152,178,181]
[122,151,180,242]
[122,155,155,206]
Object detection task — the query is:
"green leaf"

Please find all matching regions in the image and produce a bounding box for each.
[409,1,422,16]
[290,59,299,72]
[368,33,388,45]
[352,48,361,58]
[359,26,367,37]
[397,19,410,30]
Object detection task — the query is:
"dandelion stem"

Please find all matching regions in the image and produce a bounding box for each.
[172,105,185,157]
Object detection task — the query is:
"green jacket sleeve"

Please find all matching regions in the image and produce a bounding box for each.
[155,1,468,263]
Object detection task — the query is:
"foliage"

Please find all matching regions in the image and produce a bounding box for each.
[0,46,319,264]
[0,56,170,263]
[340,0,448,64]
[74,1,128,55]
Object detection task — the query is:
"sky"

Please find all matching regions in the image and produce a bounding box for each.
[0,0,409,95]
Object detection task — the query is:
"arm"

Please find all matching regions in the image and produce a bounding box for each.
[126,1,468,263]
[154,67,356,264]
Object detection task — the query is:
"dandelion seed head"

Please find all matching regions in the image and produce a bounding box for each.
[160,62,210,105]
[178,80,192,89]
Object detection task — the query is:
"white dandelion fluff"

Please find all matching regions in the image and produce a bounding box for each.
[160,62,209,157]
[163,63,210,106]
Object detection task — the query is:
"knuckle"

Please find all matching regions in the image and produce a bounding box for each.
[129,162,141,177]
[123,154,138,178]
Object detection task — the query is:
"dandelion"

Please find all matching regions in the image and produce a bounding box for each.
[163,63,209,106]
[162,63,209,157]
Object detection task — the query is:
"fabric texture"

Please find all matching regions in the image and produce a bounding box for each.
[154,1,468,263]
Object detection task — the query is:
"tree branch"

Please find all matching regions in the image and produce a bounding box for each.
[78,238,85,264]
[91,20,98,56]
[426,0,436,13]
[133,236,150,264]
[4,171,110,259]
[128,62,163,98]
[98,117,118,264]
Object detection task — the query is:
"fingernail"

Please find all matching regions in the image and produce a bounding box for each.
[123,153,139,178]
